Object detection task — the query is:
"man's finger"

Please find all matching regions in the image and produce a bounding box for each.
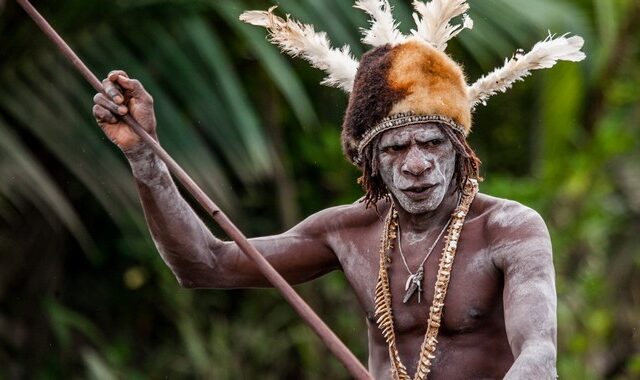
[107,70,129,81]
[103,78,124,104]
[93,104,118,124]
[94,93,128,116]
[105,70,129,103]
[115,75,143,94]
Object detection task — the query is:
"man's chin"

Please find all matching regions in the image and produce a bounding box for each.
[394,196,442,215]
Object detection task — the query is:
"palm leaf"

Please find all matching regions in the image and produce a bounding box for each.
[214,0,319,128]
[0,118,97,256]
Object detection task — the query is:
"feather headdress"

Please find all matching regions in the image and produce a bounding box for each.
[239,6,359,92]
[411,0,473,51]
[240,0,586,165]
[468,33,586,107]
[354,0,405,47]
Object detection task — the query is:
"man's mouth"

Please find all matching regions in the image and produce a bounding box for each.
[401,184,436,198]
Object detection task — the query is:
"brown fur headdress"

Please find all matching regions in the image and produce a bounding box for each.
[342,39,470,164]
[240,0,586,167]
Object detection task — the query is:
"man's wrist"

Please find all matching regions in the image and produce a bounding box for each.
[126,145,169,186]
[123,142,151,159]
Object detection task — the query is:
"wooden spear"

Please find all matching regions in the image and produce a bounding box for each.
[15,1,371,378]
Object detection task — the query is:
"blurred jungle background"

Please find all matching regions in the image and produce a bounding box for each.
[1,0,639,378]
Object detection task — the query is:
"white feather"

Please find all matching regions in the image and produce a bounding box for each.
[411,0,473,51]
[354,0,405,46]
[240,7,359,92]
[468,34,586,107]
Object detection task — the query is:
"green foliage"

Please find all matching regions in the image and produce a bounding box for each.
[0,0,638,379]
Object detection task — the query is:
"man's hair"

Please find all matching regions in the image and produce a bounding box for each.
[357,125,482,208]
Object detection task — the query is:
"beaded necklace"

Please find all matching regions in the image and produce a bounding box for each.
[374,180,478,380]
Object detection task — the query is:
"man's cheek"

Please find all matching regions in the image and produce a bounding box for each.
[439,153,456,181]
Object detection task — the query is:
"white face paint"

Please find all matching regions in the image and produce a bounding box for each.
[376,123,456,215]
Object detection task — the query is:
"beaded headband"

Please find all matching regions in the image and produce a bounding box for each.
[355,112,465,164]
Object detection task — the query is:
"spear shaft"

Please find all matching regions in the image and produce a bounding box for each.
[16,1,370,378]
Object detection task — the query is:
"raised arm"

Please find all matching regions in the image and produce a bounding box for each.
[491,204,557,379]
[93,71,340,289]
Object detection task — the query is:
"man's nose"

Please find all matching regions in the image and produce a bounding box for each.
[401,146,432,176]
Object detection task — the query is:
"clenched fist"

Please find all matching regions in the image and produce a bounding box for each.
[93,70,157,152]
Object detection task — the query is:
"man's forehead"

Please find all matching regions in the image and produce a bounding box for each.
[379,123,445,142]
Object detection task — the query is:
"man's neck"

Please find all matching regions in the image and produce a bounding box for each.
[395,185,460,235]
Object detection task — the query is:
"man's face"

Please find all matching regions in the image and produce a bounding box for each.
[377,123,456,214]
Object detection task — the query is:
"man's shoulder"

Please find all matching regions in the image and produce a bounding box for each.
[298,198,390,234]
[471,192,549,245]
[472,192,543,221]
[470,193,552,270]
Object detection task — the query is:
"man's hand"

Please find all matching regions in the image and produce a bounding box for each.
[92,70,157,153]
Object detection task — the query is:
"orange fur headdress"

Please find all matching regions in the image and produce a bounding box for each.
[240,0,586,167]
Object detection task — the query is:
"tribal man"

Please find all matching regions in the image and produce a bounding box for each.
[92,1,585,378]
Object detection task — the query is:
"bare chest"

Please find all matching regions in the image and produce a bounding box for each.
[334,221,504,336]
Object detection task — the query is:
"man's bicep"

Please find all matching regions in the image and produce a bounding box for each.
[496,211,557,359]
[205,210,340,288]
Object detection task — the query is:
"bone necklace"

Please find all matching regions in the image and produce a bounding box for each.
[374,179,478,379]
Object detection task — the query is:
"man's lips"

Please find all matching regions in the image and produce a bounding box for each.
[400,184,436,197]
